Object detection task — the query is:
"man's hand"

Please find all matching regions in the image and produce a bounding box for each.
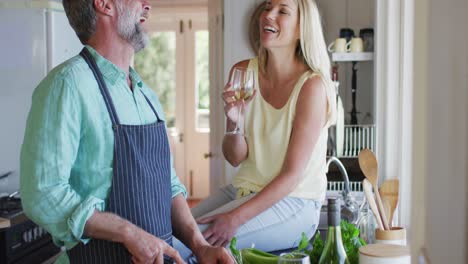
[197,211,241,247]
[123,225,185,264]
[193,245,236,264]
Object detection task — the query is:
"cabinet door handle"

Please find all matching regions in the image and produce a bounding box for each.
[204,152,213,159]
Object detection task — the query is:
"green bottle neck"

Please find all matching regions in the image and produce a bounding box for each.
[325,226,343,245]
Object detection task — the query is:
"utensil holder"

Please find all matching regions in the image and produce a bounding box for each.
[375,227,406,246]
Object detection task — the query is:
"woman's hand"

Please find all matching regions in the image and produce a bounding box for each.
[192,245,236,264]
[197,211,242,247]
[222,83,256,124]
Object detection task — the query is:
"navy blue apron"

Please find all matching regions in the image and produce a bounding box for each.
[68,48,173,263]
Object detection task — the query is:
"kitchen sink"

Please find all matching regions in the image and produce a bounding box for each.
[317,191,365,241]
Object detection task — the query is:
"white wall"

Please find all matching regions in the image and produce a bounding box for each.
[0,5,81,195]
[223,0,262,80]
[0,8,48,194]
[222,0,261,183]
[411,0,468,262]
[425,0,467,262]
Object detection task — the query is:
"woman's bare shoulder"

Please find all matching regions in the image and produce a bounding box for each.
[297,73,327,106]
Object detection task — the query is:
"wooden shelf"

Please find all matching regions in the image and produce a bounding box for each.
[332,52,374,62]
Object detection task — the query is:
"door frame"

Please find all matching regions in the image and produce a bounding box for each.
[145,6,208,191]
[208,0,226,194]
[183,15,211,198]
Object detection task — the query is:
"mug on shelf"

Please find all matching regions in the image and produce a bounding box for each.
[359,28,374,52]
[328,38,350,53]
[339,27,355,42]
[349,37,364,53]
[375,227,407,246]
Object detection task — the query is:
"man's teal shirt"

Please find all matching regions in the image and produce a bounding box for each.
[20,46,186,251]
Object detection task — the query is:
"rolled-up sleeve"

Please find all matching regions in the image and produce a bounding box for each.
[170,155,187,199]
[20,75,102,249]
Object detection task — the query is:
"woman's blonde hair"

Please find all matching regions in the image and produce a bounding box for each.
[258,0,336,125]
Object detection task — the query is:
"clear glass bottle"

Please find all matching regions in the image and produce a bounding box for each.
[356,200,376,244]
[318,198,350,264]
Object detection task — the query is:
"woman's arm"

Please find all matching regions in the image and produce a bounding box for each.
[222,60,251,166]
[199,76,328,246]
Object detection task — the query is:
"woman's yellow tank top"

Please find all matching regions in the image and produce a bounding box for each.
[232,58,335,201]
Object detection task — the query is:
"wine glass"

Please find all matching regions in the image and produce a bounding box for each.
[225,67,256,135]
[278,252,311,264]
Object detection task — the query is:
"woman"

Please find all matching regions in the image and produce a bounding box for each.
[176,0,336,258]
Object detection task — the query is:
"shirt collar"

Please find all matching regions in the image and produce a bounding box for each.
[84,45,136,87]
[129,67,144,89]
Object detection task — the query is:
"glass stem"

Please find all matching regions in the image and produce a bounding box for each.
[235,102,243,133]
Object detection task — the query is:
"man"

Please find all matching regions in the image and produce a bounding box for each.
[20,0,234,263]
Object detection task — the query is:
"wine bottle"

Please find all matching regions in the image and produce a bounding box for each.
[318,198,350,264]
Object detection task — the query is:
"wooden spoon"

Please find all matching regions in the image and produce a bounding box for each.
[362,179,384,230]
[358,149,390,230]
[380,179,400,227]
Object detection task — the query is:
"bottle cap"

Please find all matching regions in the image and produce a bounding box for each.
[328,198,340,212]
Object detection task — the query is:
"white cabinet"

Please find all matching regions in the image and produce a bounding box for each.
[317,0,375,124]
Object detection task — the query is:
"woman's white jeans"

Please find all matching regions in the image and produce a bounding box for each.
[173,185,321,261]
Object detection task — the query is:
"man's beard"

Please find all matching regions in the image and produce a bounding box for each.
[115,1,149,52]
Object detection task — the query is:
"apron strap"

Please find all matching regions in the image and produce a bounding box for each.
[141,92,163,122]
[80,48,121,125]
[80,47,164,125]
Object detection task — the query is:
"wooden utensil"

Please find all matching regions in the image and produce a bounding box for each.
[358,149,390,230]
[380,179,400,227]
[381,197,392,226]
[363,179,384,230]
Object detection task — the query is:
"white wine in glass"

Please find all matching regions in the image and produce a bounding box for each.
[234,88,254,101]
[225,67,256,135]
[278,252,311,264]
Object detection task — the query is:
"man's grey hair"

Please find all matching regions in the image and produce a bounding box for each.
[62,0,97,44]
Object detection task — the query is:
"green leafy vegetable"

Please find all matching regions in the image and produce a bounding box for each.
[229,237,243,264]
[296,221,365,264]
[296,232,309,252]
[310,231,324,262]
[340,220,366,264]
[241,248,278,264]
[229,221,365,264]
[229,237,279,264]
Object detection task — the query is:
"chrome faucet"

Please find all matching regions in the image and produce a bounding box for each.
[326,157,350,199]
[326,157,359,224]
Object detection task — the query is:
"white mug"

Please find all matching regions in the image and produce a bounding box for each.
[328,38,350,53]
[349,37,364,52]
